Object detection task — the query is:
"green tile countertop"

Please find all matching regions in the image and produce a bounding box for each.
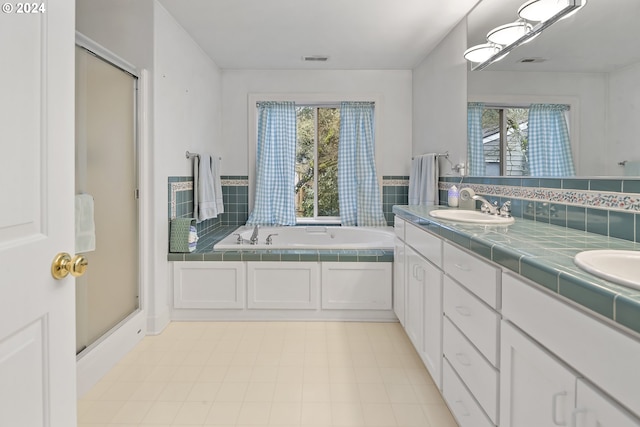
[393,205,640,336]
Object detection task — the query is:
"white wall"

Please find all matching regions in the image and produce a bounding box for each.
[221,70,412,176]
[152,2,222,333]
[608,61,640,176]
[468,70,608,176]
[412,18,468,176]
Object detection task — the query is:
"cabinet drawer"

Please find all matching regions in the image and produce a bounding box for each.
[443,359,494,427]
[444,276,500,366]
[444,317,498,424]
[394,216,405,240]
[405,222,442,268]
[443,242,499,308]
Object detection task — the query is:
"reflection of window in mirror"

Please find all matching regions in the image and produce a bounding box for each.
[468,103,573,177]
[482,106,529,176]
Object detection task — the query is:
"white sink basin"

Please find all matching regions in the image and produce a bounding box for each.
[574,250,640,290]
[428,209,515,225]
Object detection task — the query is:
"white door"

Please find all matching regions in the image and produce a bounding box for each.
[0,2,77,426]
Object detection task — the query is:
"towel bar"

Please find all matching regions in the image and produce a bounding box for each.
[186,151,221,160]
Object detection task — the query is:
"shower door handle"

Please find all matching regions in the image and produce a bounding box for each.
[51,253,89,280]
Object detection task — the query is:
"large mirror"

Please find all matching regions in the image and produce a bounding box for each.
[466,0,640,177]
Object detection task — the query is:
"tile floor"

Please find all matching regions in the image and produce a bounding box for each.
[78,321,458,426]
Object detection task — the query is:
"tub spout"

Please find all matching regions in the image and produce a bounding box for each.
[250,225,259,244]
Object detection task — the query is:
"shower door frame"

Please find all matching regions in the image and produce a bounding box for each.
[75,33,151,397]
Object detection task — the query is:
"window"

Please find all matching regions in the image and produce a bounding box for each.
[295,106,340,221]
[481,106,530,176]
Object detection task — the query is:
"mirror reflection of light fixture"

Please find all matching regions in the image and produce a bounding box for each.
[466,0,584,71]
[486,20,536,46]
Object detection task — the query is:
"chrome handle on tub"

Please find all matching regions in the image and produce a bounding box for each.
[233,233,243,244]
[552,391,568,426]
[265,234,278,245]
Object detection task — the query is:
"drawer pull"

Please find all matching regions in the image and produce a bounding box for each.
[455,305,472,316]
[455,352,472,366]
[455,399,470,417]
[552,391,568,426]
[454,263,471,272]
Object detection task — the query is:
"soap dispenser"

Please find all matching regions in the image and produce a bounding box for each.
[448,185,459,207]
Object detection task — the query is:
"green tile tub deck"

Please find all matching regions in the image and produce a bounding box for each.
[393,205,640,336]
[167,224,394,264]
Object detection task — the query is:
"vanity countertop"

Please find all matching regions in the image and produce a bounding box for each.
[393,205,640,337]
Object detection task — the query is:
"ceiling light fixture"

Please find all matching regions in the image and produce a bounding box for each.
[465,0,585,71]
[486,20,535,46]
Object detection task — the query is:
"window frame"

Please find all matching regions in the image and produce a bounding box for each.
[247,93,383,225]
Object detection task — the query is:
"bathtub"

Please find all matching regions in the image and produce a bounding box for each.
[213,226,395,250]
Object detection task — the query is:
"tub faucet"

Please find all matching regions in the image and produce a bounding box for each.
[472,195,499,215]
[250,225,259,245]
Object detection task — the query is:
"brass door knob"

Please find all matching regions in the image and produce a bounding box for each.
[51,253,88,280]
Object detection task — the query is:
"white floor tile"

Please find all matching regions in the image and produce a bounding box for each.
[79,322,458,427]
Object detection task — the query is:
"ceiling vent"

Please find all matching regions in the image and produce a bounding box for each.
[518,57,547,63]
[303,55,329,62]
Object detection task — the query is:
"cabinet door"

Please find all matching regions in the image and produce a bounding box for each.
[500,321,577,427]
[421,258,443,389]
[394,239,406,326]
[574,379,640,427]
[405,246,424,352]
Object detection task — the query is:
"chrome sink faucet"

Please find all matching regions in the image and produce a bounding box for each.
[249,225,259,245]
[472,195,499,215]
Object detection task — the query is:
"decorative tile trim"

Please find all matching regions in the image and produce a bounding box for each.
[383,179,409,186]
[169,181,193,219]
[439,182,640,213]
[221,179,249,186]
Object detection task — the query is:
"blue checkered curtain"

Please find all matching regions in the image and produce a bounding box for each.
[467,102,485,176]
[338,102,387,227]
[528,104,575,176]
[247,101,297,225]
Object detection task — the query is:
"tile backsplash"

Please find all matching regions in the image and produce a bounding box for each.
[440,176,640,243]
[168,176,248,248]
[382,176,409,226]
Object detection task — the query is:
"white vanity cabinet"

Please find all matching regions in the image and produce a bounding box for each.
[393,218,406,326]
[397,221,444,389]
[405,245,443,387]
[442,242,501,425]
[575,379,640,427]
[501,272,640,427]
[500,320,577,427]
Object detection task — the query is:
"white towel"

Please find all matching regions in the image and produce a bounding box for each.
[75,194,96,253]
[408,154,439,205]
[194,154,224,222]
